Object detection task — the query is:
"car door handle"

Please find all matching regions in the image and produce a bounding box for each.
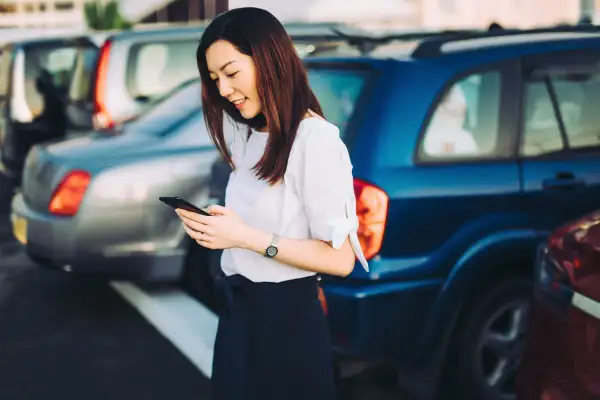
[542,172,586,190]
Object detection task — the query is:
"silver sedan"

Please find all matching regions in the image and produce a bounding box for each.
[10,79,223,285]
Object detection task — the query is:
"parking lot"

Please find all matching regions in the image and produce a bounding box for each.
[5,9,600,398]
[0,210,413,400]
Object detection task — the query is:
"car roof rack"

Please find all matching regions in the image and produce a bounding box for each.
[285,23,376,43]
[411,22,600,58]
[330,27,485,54]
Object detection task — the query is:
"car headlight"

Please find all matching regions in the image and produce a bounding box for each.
[87,155,207,203]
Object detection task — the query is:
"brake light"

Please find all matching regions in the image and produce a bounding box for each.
[318,286,328,315]
[49,170,91,216]
[354,178,388,260]
[93,40,114,129]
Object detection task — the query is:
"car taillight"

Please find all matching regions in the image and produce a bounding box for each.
[48,170,91,216]
[318,286,328,315]
[93,40,114,130]
[354,178,388,260]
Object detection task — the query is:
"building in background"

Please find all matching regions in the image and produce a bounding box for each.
[419,0,581,29]
[124,0,228,24]
[229,0,585,29]
[589,0,600,21]
[0,0,87,27]
[0,0,592,29]
[0,0,228,28]
[227,0,421,30]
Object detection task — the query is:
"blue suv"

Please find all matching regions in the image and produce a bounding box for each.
[297,25,600,399]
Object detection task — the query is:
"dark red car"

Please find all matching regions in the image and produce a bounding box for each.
[518,210,600,399]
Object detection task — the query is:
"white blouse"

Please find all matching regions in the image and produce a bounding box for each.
[221,117,369,283]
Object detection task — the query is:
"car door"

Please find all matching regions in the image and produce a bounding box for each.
[518,52,600,231]
[0,46,14,179]
[0,46,15,203]
[5,41,79,184]
[406,62,523,258]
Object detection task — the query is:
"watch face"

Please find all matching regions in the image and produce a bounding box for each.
[266,246,278,257]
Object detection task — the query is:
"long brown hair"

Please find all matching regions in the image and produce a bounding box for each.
[196,7,323,184]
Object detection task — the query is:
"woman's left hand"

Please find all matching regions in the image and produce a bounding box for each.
[176,205,251,250]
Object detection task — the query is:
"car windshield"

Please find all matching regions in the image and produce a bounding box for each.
[123,78,201,135]
[306,66,372,140]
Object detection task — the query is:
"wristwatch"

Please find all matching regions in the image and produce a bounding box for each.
[265,233,280,258]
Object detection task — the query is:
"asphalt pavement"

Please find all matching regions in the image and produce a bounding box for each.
[0,236,212,399]
[0,209,413,400]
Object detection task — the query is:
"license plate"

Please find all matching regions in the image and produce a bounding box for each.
[11,214,27,245]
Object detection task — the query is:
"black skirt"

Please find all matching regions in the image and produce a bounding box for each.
[211,273,336,400]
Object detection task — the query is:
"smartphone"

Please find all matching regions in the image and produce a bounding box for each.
[159,196,211,216]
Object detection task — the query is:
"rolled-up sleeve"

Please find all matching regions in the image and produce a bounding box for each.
[289,124,369,272]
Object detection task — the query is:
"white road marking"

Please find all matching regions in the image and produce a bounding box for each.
[109,281,218,378]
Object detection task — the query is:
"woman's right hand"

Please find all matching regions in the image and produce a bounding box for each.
[176,206,254,250]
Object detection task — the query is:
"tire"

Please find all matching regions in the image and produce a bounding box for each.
[180,243,219,313]
[446,277,532,400]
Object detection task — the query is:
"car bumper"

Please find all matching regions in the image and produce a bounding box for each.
[10,193,185,282]
[517,244,600,399]
[517,293,600,400]
[322,278,442,361]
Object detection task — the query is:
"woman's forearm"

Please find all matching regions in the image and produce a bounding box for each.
[240,227,355,277]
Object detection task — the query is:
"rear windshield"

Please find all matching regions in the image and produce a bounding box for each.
[306,66,371,139]
[125,79,201,136]
[68,45,99,102]
[24,44,78,117]
[125,39,199,101]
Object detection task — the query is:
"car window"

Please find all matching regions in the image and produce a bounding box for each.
[125,79,201,135]
[125,39,199,101]
[0,49,11,96]
[306,67,371,140]
[68,45,98,102]
[169,112,214,147]
[419,71,502,160]
[24,45,77,117]
[521,61,600,157]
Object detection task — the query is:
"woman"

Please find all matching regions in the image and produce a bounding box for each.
[175,7,369,400]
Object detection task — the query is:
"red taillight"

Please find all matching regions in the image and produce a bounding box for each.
[354,178,388,260]
[48,170,91,216]
[318,286,328,315]
[93,40,114,129]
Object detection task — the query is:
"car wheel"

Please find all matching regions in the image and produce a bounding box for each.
[180,243,218,313]
[447,277,531,400]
